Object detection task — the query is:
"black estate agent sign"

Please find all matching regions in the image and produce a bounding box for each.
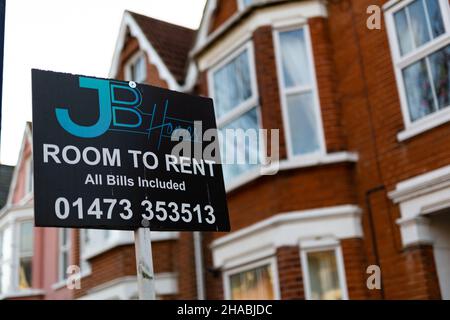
[32,69,229,231]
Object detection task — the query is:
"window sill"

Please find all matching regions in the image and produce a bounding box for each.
[51,280,68,291]
[225,152,358,193]
[397,107,450,142]
[83,231,179,261]
[0,288,44,300]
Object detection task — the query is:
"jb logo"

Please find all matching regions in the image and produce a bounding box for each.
[55,77,143,138]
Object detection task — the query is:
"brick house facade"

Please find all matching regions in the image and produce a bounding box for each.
[0,0,449,300]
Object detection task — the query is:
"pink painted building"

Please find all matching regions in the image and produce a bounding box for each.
[0,123,76,299]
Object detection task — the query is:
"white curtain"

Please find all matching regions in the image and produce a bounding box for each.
[279,28,311,88]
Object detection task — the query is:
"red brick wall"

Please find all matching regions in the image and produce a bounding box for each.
[73,240,178,299]
[209,0,238,34]
[74,245,136,298]
[308,17,346,153]
[253,26,287,159]
[276,247,304,300]
[203,233,224,300]
[341,238,371,299]
[60,0,447,301]
[221,163,357,240]
[327,0,443,299]
[174,232,198,299]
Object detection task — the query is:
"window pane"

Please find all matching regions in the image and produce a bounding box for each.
[286,92,321,155]
[394,9,414,56]
[19,257,32,289]
[20,221,33,255]
[213,50,252,118]
[279,28,311,88]
[307,250,342,300]
[403,59,436,121]
[429,45,450,110]
[408,0,431,49]
[426,0,445,38]
[62,252,69,275]
[82,229,90,245]
[61,229,69,246]
[229,265,274,300]
[220,108,259,183]
[132,55,146,82]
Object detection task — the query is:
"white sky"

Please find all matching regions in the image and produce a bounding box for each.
[0,0,206,165]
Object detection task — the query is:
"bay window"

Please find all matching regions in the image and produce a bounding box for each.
[58,228,71,281]
[301,246,348,300]
[209,42,261,184]
[274,26,325,158]
[224,259,279,300]
[385,0,450,139]
[79,229,92,276]
[18,221,33,289]
[126,52,147,83]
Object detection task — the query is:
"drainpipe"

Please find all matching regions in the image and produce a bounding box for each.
[193,231,205,300]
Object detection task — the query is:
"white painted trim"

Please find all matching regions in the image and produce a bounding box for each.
[0,288,44,300]
[23,157,33,199]
[383,0,402,11]
[396,216,433,246]
[124,50,147,82]
[388,163,450,203]
[79,276,138,300]
[6,123,32,206]
[82,230,179,261]
[300,244,349,300]
[225,152,358,193]
[237,0,250,12]
[272,23,327,159]
[397,104,450,141]
[389,163,450,246]
[211,205,362,269]
[207,41,260,126]
[14,218,34,292]
[78,273,178,300]
[109,12,196,91]
[58,228,71,282]
[193,0,327,67]
[223,257,280,300]
[384,0,450,141]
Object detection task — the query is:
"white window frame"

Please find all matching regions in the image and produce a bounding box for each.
[207,41,263,183]
[300,242,348,300]
[208,41,260,127]
[79,229,92,277]
[16,219,33,290]
[223,257,280,300]
[273,23,327,160]
[385,0,450,141]
[58,228,71,282]
[124,51,147,83]
[24,156,33,197]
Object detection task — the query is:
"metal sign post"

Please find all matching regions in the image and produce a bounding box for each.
[134,228,156,300]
